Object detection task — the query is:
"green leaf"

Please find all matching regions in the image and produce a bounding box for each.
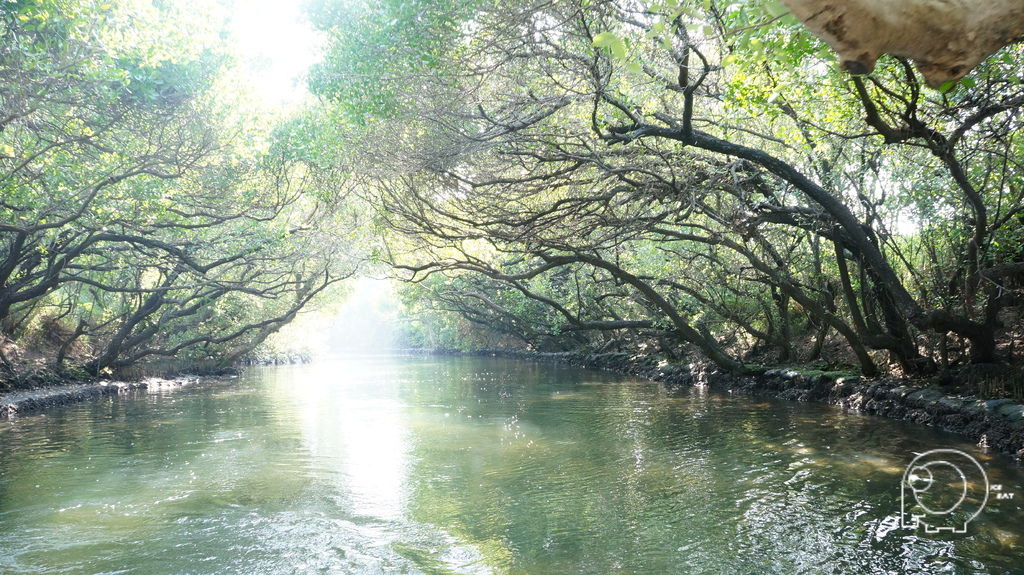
[592,31,627,59]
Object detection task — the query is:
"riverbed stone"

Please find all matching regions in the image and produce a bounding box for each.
[907,389,945,407]
[984,398,1014,411]
[888,386,915,400]
[997,403,1024,423]
[937,397,964,411]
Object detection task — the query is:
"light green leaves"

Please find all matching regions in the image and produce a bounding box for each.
[592,31,627,60]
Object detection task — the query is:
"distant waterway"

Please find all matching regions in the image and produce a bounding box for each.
[1,356,1021,574]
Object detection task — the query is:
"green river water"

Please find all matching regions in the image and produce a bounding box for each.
[0,356,1022,574]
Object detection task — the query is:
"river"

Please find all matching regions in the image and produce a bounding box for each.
[0,356,1022,574]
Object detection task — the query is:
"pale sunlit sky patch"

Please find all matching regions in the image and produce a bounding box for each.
[227,0,323,107]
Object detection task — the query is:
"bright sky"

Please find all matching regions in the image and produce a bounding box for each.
[228,0,323,106]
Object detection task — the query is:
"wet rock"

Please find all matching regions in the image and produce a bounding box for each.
[997,403,1024,423]
[0,375,231,418]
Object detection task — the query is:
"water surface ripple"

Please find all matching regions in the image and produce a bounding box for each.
[0,357,1021,574]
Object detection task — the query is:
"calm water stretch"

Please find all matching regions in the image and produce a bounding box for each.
[0,357,1022,574]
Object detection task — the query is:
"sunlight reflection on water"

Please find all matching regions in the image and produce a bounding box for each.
[0,356,1021,574]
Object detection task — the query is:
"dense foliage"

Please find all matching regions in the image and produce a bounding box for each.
[4,0,1024,387]
[312,0,1024,378]
[0,0,356,384]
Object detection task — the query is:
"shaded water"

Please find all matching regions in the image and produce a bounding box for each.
[0,357,1022,574]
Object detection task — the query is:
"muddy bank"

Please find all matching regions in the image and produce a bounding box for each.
[461,349,1024,458]
[0,375,234,418]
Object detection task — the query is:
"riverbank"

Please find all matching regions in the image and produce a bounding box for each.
[451,349,1024,458]
[6,350,1023,458]
[0,375,236,418]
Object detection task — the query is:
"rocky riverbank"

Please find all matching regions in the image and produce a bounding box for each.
[459,348,1024,458]
[702,368,1024,458]
[0,375,234,418]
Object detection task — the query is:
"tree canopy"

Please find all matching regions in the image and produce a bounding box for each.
[0,0,358,384]
[3,0,1024,388]
[308,0,1024,380]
